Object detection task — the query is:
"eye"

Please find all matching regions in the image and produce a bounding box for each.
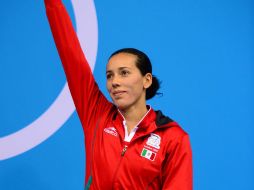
[120,70,130,76]
[106,73,113,79]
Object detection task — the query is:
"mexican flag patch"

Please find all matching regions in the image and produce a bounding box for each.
[141,148,156,161]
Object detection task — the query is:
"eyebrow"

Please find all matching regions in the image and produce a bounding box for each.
[106,67,131,74]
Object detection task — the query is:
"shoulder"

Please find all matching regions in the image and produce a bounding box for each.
[154,110,190,148]
[155,110,188,137]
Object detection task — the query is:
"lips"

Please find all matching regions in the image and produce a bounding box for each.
[112,90,126,97]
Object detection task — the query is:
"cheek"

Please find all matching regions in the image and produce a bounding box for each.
[127,78,144,93]
[106,81,111,92]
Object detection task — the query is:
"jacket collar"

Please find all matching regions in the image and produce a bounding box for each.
[116,105,155,128]
[112,106,176,142]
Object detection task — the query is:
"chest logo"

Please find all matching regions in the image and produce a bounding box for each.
[146,133,161,149]
[104,127,118,137]
[141,148,156,161]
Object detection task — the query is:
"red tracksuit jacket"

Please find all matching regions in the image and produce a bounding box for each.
[45,0,193,189]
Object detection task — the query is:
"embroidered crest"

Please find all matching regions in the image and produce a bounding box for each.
[104,127,118,137]
[146,133,161,149]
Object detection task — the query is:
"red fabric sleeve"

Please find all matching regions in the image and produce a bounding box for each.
[162,134,193,190]
[44,0,111,130]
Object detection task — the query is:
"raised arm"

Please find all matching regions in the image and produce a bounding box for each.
[44,0,111,128]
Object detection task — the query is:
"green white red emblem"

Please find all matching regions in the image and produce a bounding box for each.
[141,148,156,161]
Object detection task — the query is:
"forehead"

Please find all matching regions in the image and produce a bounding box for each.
[107,53,138,71]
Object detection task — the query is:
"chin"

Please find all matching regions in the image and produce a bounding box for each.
[113,100,129,111]
[114,103,127,110]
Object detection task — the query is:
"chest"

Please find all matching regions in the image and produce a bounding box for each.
[88,120,168,188]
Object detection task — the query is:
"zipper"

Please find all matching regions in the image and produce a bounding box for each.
[121,145,128,156]
[111,144,128,188]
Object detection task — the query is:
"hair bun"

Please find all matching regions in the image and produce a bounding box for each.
[146,75,161,100]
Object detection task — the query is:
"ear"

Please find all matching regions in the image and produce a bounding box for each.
[143,73,153,89]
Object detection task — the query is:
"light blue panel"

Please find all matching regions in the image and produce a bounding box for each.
[0,0,64,136]
[0,0,253,190]
[0,0,85,189]
[94,0,254,190]
[0,113,84,190]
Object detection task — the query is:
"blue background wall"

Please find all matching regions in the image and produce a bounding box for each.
[0,0,253,189]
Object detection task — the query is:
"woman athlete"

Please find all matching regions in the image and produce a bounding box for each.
[44,0,193,189]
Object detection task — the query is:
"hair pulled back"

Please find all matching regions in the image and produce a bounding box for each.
[109,48,161,100]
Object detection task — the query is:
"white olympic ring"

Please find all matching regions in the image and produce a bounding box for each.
[0,0,98,160]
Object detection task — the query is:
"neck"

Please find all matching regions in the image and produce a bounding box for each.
[119,104,149,134]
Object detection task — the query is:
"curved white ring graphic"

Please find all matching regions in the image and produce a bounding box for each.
[0,0,98,160]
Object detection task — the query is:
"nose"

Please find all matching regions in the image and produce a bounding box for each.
[111,75,121,88]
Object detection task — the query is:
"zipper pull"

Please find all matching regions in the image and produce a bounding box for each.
[121,145,128,156]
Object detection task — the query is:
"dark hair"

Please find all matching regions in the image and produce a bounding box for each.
[109,48,161,100]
